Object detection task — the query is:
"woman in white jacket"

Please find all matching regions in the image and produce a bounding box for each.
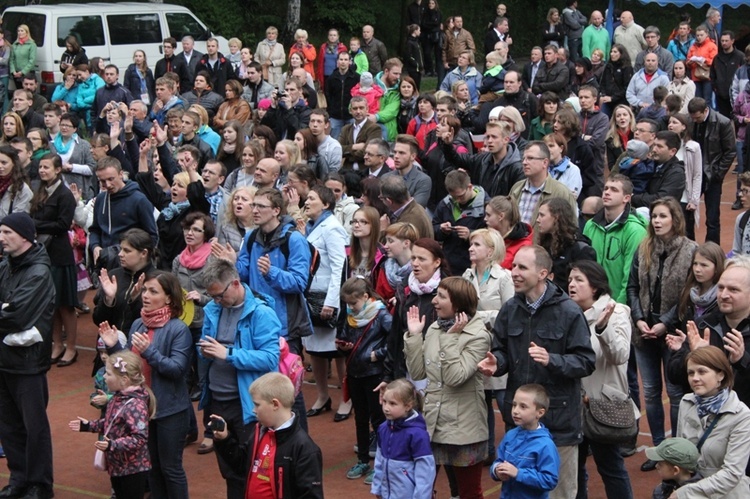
[568,260,635,499]
[675,346,750,498]
[668,113,703,241]
[462,228,513,462]
[301,184,352,420]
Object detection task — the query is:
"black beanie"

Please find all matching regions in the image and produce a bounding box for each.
[0,212,36,242]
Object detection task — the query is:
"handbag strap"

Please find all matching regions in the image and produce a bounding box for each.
[345,322,374,370]
[696,413,723,451]
[103,398,136,437]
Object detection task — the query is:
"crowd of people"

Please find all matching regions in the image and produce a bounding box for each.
[3,2,750,499]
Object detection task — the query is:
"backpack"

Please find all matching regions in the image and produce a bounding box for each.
[278,337,304,396]
[246,227,321,292]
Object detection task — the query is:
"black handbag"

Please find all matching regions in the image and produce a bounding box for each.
[306,291,338,329]
[582,390,638,445]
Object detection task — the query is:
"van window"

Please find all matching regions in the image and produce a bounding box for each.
[107,14,162,45]
[166,13,210,42]
[2,12,46,46]
[57,16,105,47]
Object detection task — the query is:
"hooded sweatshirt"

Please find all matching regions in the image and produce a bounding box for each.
[89,181,158,251]
[371,411,436,499]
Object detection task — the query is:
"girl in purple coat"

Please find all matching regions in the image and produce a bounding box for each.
[69,350,155,499]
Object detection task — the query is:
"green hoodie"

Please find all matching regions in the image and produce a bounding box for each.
[583,204,648,304]
[374,71,400,141]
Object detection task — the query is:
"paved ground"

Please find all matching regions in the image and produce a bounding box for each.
[0,172,741,498]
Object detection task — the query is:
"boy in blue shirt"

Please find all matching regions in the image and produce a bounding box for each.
[491,384,560,498]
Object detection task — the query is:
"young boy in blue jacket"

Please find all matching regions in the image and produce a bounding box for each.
[491,384,560,498]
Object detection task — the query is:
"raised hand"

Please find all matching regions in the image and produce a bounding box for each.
[666,329,687,352]
[98,321,120,347]
[446,312,469,334]
[131,332,152,352]
[724,328,745,364]
[477,351,498,376]
[100,269,118,301]
[210,240,237,263]
[129,273,146,301]
[595,301,615,331]
[685,321,710,351]
[406,305,426,336]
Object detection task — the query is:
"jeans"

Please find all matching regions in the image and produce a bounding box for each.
[148,408,190,499]
[703,176,723,244]
[577,438,633,499]
[329,118,351,141]
[695,80,714,105]
[635,339,683,445]
[211,398,254,499]
[485,389,505,457]
[627,344,641,410]
[682,202,696,241]
[568,38,583,60]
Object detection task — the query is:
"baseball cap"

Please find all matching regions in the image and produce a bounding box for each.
[645,438,699,471]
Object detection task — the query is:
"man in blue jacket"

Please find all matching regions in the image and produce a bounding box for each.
[236,187,312,428]
[199,259,281,499]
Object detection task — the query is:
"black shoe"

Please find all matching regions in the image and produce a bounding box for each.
[76,304,90,314]
[57,350,78,368]
[305,397,332,417]
[0,485,26,499]
[733,199,743,210]
[641,459,658,472]
[333,407,352,422]
[20,485,53,499]
[184,432,198,447]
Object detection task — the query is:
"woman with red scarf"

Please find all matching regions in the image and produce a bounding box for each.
[99,271,192,499]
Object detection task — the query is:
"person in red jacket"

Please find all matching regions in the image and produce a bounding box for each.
[212,372,324,499]
[686,26,718,104]
[484,195,533,270]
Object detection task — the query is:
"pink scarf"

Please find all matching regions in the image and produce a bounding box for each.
[135,305,173,386]
[178,242,212,270]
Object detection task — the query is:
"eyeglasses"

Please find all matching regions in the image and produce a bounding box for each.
[635,127,654,134]
[59,123,74,128]
[350,219,370,226]
[208,281,232,301]
[522,156,546,162]
[250,203,272,210]
[183,226,204,234]
[741,188,750,196]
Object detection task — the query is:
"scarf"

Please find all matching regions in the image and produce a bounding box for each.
[0,174,12,198]
[347,298,386,328]
[179,242,212,270]
[549,156,571,179]
[401,96,417,110]
[134,305,172,386]
[690,284,718,315]
[437,317,455,331]
[384,258,411,288]
[32,148,51,161]
[17,37,28,45]
[695,388,729,419]
[306,209,332,235]
[53,133,77,155]
[638,236,696,317]
[161,200,189,221]
[617,129,630,150]
[408,270,441,295]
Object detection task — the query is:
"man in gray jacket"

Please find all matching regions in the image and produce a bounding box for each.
[562,0,587,60]
[634,26,674,75]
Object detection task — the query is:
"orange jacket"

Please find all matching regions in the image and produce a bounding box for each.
[686,38,718,81]
[288,43,317,79]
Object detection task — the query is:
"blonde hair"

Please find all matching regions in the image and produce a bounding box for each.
[188,105,209,127]
[470,228,507,263]
[228,37,242,49]
[224,185,257,226]
[250,372,295,408]
[172,172,190,188]
[294,29,308,40]
[107,351,157,418]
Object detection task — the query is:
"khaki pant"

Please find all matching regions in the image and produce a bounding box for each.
[549,444,578,499]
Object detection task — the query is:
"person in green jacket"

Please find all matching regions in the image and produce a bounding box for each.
[582,174,648,304]
[9,24,37,88]
[582,11,611,62]
[373,58,402,141]
[350,37,369,75]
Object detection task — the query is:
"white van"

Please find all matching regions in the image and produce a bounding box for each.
[1,2,229,95]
